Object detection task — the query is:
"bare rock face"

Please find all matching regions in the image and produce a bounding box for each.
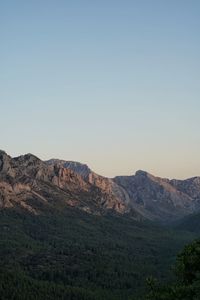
[1,150,200,223]
[114,171,196,221]
[0,151,127,216]
[46,160,92,178]
[0,150,16,177]
[170,177,200,203]
[46,161,200,222]
[46,160,129,214]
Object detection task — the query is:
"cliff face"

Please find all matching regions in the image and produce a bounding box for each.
[170,177,200,203]
[46,159,130,213]
[114,171,195,221]
[0,151,127,215]
[1,151,200,222]
[47,160,200,222]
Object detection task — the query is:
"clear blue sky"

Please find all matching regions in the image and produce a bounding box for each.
[1,0,200,178]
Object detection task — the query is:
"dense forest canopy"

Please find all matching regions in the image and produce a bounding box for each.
[0,208,197,300]
[146,239,200,300]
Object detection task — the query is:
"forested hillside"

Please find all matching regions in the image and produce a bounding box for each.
[0,207,197,300]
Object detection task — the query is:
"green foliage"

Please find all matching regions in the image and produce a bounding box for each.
[176,239,200,284]
[146,239,200,300]
[175,213,200,234]
[0,208,197,299]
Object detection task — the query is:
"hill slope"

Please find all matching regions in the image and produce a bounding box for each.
[1,150,200,299]
[0,207,196,300]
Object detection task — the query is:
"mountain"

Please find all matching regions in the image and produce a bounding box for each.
[114,170,196,222]
[46,159,131,214]
[1,150,200,299]
[0,200,196,300]
[46,160,200,222]
[170,176,200,203]
[1,150,200,222]
[46,159,92,178]
[0,150,127,216]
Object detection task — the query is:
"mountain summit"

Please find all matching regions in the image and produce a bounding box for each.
[0,151,127,215]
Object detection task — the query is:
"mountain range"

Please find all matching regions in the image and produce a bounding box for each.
[1,150,200,223]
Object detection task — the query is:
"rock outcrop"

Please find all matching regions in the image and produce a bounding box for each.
[47,160,200,222]
[114,171,195,221]
[0,151,127,215]
[1,150,200,222]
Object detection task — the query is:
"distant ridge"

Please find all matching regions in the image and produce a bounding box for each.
[1,150,200,222]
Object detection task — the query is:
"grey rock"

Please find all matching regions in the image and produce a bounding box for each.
[1,150,200,223]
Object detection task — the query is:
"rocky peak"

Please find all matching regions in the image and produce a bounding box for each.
[46,159,91,178]
[114,171,195,222]
[0,152,128,215]
[13,153,41,166]
[45,159,128,214]
[0,150,15,177]
[12,153,50,181]
[170,177,200,202]
[0,150,7,156]
[1,150,200,222]
[134,170,163,182]
[135,170,148,177]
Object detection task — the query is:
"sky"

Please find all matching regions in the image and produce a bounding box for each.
[1,0,200,179]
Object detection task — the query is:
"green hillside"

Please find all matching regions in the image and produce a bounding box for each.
[0,208,197,300]
[174,213,200,234]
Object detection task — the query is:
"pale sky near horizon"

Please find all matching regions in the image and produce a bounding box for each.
[1,1,200,179]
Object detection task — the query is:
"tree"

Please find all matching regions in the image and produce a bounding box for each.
[146,239,200,300]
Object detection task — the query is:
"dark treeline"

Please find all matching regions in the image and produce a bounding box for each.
[0,208,197,299]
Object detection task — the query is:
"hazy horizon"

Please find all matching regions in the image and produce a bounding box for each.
[1,1,200,179]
